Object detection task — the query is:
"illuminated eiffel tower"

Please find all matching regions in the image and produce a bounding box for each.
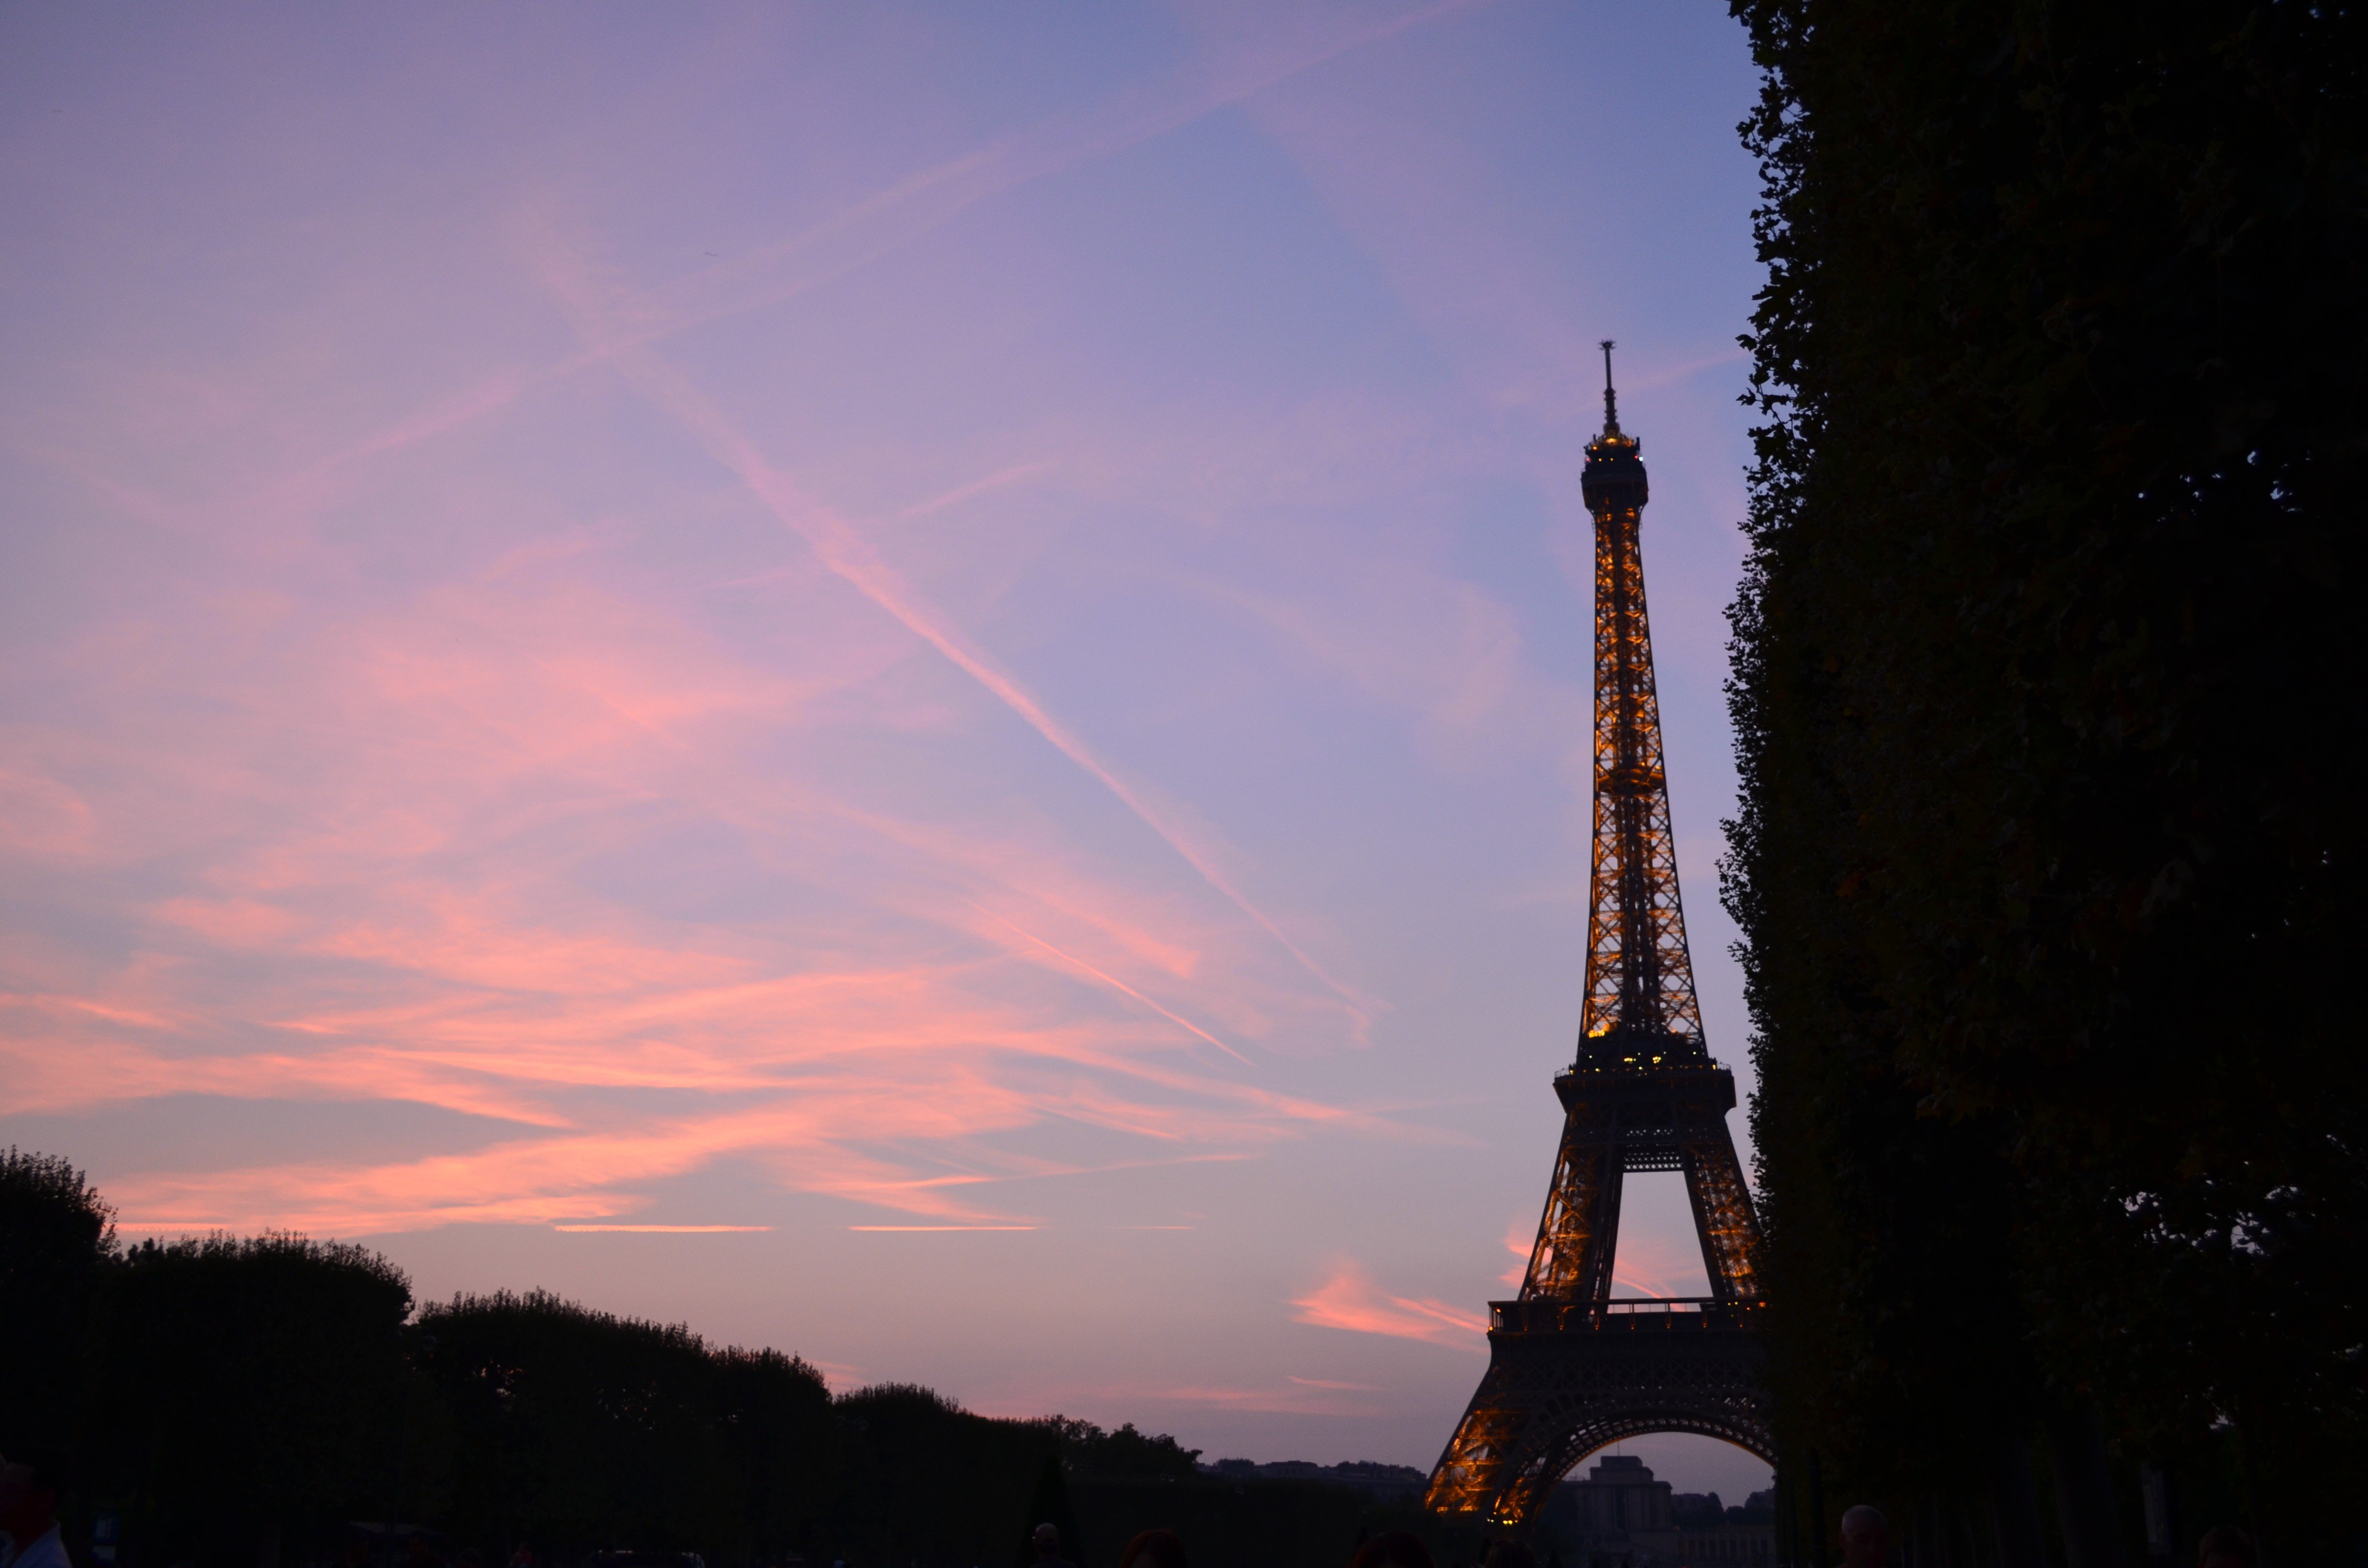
[1425,344,1773,1528]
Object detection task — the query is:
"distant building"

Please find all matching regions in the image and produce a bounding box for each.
[1566,1455,1675,1534]
[1538,1457,1775,1568]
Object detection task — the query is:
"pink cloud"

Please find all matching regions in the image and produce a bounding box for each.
[1503,1215,1533,1287]
[0,770,100,858]
[1610,1231,1714,1300]
[0,502,1414,1236]
[530,293,1371,1029]
[974,911,1246,1065]
[1290,1259,1487,1348]
[19,912,1391,1230]
[552,1231,767,1241]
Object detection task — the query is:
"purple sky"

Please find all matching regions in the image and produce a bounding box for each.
[2,0,1771,1499]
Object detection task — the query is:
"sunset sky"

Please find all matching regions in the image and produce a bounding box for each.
[2,0,1771,1498]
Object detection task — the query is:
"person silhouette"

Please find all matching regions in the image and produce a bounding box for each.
[1839,1507,1887,1568]
[0,1455,72,1568]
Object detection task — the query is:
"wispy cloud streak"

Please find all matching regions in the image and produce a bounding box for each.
[533,249,1370,1025]
[978,911,1249,1065]
[1289,1259,1487,1348]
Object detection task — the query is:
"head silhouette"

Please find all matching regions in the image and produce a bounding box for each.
[1839,1506,1887,1568]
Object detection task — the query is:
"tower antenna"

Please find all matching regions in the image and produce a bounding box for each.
[1600,339,1620,434]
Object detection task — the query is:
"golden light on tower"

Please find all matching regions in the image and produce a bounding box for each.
[1423,343,1770,1527]
[1577,340,1707,1061]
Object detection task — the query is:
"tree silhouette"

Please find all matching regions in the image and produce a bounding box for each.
[0,1148,116,1454]
[92,1234,414,1567]
[1725,0,2367,1557]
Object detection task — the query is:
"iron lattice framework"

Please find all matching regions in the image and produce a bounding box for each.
[1426,346,1772,1528]
[1581,353,1704,1055]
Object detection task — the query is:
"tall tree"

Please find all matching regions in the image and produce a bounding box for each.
[416,1289,740,1554]
[712,1346,841,1564]
[833,1384,1053,1568]
[93,1235,415,1566]
[0,1148,117,1453]
[1724,0,2368,1555]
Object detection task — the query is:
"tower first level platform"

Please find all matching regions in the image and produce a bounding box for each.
[1425,1062,1774,1526]
[1429,1294,1771,1526]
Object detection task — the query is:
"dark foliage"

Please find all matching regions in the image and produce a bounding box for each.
[92,1234,415,1564]
[0,1148,117,1452]
[416,1290,747,1555]
[13,1154,1306,1568]
[834,1382,1052,1568]
[1723,0,2368,1558]
[1054,1421,1204,1484]
[712,1346,841,1561]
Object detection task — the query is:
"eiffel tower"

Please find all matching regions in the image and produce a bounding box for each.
[1425,344,1774,1528]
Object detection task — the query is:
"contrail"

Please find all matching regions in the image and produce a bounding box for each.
[978,908,1252,1066]
[477,7,1502,1029]
[595,340,1369,1019]
[194,0,1486,530]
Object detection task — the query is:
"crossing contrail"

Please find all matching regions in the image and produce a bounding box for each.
[539,283,1372,1025]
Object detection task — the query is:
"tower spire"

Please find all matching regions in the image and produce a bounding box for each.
[1600,339,1620,435]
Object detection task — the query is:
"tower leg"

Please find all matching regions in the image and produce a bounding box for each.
[1578,1151,1626,1303]
[1680,1131,1763,1301]
[1525,1120,1623,1300]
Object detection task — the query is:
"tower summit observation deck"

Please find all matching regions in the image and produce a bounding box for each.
[1424,344,1772,1529]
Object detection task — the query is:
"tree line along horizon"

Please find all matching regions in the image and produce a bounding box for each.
[10,1147,1452,1568]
